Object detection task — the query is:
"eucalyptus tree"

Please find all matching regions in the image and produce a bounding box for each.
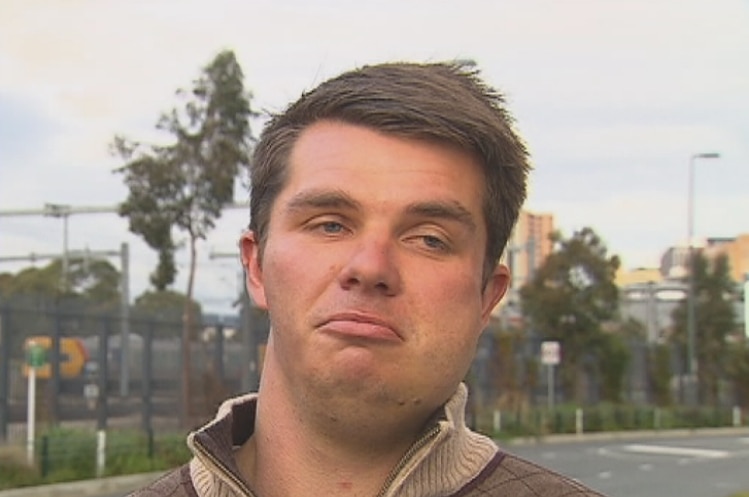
[671,252,737,404]
[113,50,256,422]
[520,227,622,403]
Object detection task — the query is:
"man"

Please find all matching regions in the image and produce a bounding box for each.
[132,61,605,496]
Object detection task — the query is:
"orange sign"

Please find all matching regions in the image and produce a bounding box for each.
[22,336,88,379]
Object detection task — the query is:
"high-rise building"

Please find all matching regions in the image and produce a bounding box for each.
[493,210,555,318]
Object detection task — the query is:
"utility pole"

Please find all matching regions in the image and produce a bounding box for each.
[686,152,720,406]
[208,250,261,390]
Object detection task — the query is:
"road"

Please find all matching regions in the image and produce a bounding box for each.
[505,432,749,497]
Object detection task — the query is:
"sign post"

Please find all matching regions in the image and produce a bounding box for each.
[541,341,561,411]
[25,340,47,465]
[744,273,749,338]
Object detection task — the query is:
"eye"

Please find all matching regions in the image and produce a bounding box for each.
[415,233,451,253]
[320,221,345,234]
[306,218,350,237]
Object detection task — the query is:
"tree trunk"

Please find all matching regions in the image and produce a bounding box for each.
[181,235,198,428]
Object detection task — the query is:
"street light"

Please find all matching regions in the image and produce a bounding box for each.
[686,152,720,404]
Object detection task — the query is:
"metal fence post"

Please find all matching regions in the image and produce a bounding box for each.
[41,434,50,478]
[141,320,153,434]
[215,323,225,383]
[48,306,62,424]
[97,318,109,431]
[0,307,9,442]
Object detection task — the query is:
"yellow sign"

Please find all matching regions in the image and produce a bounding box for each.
[22,336,88,379]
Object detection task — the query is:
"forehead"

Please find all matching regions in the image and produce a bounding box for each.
[278,121,487,211]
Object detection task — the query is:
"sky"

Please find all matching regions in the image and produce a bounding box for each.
[0,0,747,314]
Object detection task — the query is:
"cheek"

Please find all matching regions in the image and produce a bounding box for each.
[410,269,485,349]
[425,267,484,315]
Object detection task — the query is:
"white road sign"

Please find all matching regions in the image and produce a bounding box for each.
[541,340,561,365]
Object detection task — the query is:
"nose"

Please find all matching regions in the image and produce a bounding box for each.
[337,233,401,296]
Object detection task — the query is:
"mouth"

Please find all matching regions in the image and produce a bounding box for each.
[317,311,403,342]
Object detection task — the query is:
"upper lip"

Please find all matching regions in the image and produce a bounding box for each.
[318,311,403,339]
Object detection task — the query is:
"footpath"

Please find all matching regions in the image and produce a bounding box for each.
[0,471,166,497]
[1,426,747,497]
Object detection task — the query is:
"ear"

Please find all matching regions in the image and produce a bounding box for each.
[480,263,510,326]
[239,230,269,310]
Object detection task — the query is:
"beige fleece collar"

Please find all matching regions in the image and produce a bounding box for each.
[188,384,497,497]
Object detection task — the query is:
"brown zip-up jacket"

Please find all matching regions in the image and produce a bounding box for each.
[129,385,606,497]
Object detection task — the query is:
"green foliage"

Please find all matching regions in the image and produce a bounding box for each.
[41,427,97,481]
[520,227,622,402]
[105,430,190,475]
[598,333,630,403]
[134,289,202,320]
[649,343,674,406]
[671,252,738,404]
[726,339,749,408]
[0,258,121,309]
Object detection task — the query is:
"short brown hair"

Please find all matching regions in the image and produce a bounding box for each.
[249,61,530,281]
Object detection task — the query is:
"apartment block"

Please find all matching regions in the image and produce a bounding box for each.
[493,210,554,318]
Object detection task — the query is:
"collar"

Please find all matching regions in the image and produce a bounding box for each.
[187,384,497,497]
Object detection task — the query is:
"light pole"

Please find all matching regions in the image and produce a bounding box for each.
[43,203,72,291]
[686,152,720,404]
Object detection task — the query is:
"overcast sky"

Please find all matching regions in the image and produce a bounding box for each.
[1,0,747,314]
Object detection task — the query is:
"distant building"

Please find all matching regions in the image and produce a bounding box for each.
[660,245,692,280]
[615,266,662,287]
[620,233,749,343]
[493,210,554,319]
[703,234,749,283]
[660,234,749,284]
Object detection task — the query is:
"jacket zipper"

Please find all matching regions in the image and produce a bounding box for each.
[375,424,442,497]
[191,437,257,497]
[193,423,443,497]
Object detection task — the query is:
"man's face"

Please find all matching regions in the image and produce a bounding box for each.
[241,120,508,421]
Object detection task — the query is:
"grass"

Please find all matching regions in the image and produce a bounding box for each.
[0,427,190,489]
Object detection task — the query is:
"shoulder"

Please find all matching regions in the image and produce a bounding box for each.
[126,464,198,497]
[452,451,607,497]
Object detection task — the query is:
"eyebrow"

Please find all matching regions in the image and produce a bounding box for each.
[285,189,477,231]
[285,189,362,213]
[405,201,477,232]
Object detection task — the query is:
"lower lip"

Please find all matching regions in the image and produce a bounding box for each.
[319,320,401,342]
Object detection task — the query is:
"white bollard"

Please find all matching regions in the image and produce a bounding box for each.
[26,368,36,465]
[96,430,106,477]
[575,408,583,435]
[493,410,502,433]
[733,406,742,427]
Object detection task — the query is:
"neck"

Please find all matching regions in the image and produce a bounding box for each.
[236,355,431,497]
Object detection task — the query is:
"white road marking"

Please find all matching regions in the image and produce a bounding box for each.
[639,463,653,471]
[598,471,612,479]
[623,444,729,459]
